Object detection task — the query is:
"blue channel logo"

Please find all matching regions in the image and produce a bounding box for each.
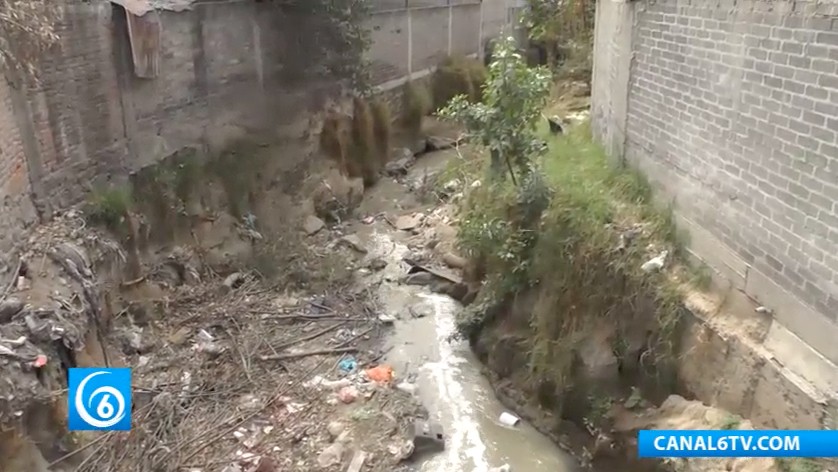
[68,367,132,431]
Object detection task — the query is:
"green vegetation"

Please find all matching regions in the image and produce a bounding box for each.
[402,80,432,135]
[85,186,133,233]
[718,414,741,430]
[522,0,595,74]
[441,38,691,417]
[431,55,488,110]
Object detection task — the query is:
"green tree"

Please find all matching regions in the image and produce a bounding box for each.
[439,35,551,184]
[522,0,595,70]
[0,0,58,81]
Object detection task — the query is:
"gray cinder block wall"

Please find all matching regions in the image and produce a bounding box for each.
[0,0,515,271]
[592,0,838,369]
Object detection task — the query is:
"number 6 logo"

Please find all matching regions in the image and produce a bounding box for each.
[68,368,131,431]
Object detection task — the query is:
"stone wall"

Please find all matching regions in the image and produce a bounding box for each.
[592,0,838,387]
[0,0,514,273]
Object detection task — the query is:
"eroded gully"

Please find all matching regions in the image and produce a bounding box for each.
[347,149,577,472]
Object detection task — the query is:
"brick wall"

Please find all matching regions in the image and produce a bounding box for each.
[0,0,512,273]
[592,0,838,364]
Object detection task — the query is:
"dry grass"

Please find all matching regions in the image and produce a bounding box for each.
[431,56,487,110]
[370,98,392,166]
[349,96,380,186]
[401,80,432,135]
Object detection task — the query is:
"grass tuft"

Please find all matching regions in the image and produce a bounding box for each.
[431,56,487,110]
[370,98,392,166]
[86,186,133,233]
[402,80,432,135]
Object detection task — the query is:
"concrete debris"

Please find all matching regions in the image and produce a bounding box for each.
[641,250,668,273]
[317,442,344,468]
[408,303,433,319]
[346,450,367,472]
[388,439,415,461]
[412,420,445,454]
[378,314,397,324]
[395,382,417,396]
[303,215,326,235]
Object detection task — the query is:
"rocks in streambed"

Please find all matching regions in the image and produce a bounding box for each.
[302,215,326,235]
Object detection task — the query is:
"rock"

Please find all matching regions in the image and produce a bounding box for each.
[395,213,423,231]
[0,297,24,323]
[302,215,326,235]
[403,272,435,286]
[339,235,367,253]
[337,386,359,404]
[408,303,433,319]
[317,442,344,468]
[327,421,346,440]
[426,135,459,151]
[367,258,387,271]
[441,252,467,269]
[385,157,414,176]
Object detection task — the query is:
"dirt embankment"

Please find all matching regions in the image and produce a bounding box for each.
[444,85,796,472]
[0,83,471,472]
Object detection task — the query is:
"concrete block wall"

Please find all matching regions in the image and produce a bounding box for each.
[592,0,838,371]
[0,0,514,271]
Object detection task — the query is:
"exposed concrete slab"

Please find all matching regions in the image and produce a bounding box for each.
[764,322,838,397]
[746,267,838,367]
[750,360,827,430]
[675,214,748,291]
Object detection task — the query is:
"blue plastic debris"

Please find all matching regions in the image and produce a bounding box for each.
[338,356,358,374]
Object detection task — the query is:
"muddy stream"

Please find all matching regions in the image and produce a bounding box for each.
[349,150,577,472]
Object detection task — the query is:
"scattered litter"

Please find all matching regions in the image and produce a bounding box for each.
[378,314,396,324]
[285,402,307,414]
[641,250,668,273]
[499,412,521,427]
[365,365,394,384]
[137,355,150,368]
[16,276,30,292]
[32,354,47,368]
[338,356,358,374]
[337,386,359,404]
[388,439,415,461]
[197,329,214,342]
[470,179,482,188]
[238,394,262,411]
[489,464,512,472]
[0,336,27,347]
[305,375,352,390]
[755,306,773,315]
[223,272,246,289]
[396,381,417,396]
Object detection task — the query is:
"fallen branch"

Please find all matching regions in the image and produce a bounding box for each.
[274,321,346,351]
[259,347,357,361]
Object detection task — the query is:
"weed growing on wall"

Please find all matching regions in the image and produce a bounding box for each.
[431,56,488,110]
[401,80,432,136]
[85,187,133,234]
